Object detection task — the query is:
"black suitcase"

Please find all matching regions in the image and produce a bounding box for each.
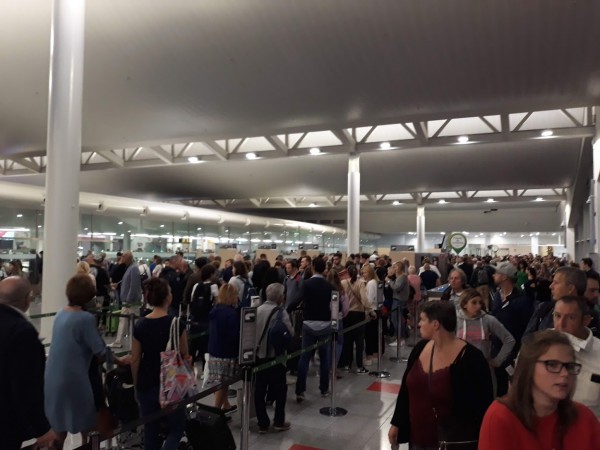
[182,404,236,450]
[105,367,139,424]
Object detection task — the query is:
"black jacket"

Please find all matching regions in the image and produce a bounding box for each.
[291,274,333,321]
[0,304,50,444]
[391,339,493,444]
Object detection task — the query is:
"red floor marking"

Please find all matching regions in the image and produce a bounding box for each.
[367,381,401,394]
[289,446,324,450]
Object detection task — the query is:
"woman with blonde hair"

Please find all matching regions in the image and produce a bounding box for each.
[361,264,380,366]
[207,283,240,414]
[479,330,600,449]
[76,261,96,286]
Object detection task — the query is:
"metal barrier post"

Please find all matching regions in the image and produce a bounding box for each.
[369,309,390,378]
[128,312,135,350]
[389,306,408,363]
[320,291,347,417]
[240,367,251,450]
[320,331,347,417]
[89,431,100,450]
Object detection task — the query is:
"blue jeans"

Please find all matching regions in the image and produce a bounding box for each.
[295,325,331,395]
[136,386,186,450]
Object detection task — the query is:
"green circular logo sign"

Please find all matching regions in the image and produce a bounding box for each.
[449,233,468,254]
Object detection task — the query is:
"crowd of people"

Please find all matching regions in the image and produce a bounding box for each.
[2,248,600,449]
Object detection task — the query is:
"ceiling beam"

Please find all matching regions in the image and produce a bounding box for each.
[10,157,41,173]
[249,198,262,207]
[332,129,356,147]
[148,146,173,164]
[97,150,125,168]
[265,135,289,157]
[412,122,429,145]
[283,197,297,207]
[204,141,229,161]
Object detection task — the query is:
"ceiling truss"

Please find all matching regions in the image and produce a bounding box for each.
[0,106,594,177]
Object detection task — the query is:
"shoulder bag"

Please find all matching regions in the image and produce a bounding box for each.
[159,317,198,408]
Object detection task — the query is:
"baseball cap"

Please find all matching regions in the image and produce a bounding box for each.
[496,262,517,278]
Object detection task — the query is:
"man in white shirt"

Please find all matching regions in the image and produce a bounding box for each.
[553,296,600,416]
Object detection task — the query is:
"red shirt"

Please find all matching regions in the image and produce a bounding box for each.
[406,359,453,447]
[479,400,600,450]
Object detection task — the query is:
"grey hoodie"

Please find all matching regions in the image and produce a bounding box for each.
[456,308,516,367]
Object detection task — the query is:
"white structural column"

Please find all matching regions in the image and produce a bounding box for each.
[416,206,425,252]
[41,0,86,339]
[347,153,360,254]
[565,227,576,259]
[531,235,540,256]
[593,116,600,254]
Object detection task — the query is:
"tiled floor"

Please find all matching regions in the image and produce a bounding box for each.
[28,303,412,450]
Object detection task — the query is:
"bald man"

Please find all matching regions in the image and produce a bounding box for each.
[0,277,57,449]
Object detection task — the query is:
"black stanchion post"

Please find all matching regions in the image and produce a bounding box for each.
[370,281,390,378]
[389,304,408,363]
[320,291,347,417]
[238,307,257,450]
[89,431,100,450]
[128,312,135,350]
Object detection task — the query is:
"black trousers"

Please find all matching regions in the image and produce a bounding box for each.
[340,311,366,369]
[254,361,287,428]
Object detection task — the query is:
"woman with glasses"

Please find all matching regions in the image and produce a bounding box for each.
[479,330,600,450]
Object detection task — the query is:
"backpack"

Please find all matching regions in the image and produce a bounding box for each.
[258,307,292,357]
[240,278,258,308]
[190,282,214,321]
[476,268,489,286]
[140,265,149,282]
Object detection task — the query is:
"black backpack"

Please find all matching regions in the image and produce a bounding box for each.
[190,282,214,321]
[258,307,292,357]
[240,278,258,308]
[476,268,489,286]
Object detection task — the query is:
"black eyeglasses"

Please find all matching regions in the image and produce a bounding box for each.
[537,360,582,375]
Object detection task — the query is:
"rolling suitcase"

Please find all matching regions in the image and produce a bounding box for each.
[182,404,236,450]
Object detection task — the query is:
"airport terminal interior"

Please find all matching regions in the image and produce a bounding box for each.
[3,1,600,449]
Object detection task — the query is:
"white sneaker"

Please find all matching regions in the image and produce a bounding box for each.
[388,340,398,347]
[109,342,123,348]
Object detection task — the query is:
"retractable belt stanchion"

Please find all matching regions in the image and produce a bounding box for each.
[370,282,390,378]
[89,431,100,450]
[238,307,257,450]
[128,311,135,349]
[389,302,408,363]
[320,290,347,417]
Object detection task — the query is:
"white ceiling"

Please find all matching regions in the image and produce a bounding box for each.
[1,0,599,235]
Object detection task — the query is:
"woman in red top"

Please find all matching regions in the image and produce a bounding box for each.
[479,330,600,450]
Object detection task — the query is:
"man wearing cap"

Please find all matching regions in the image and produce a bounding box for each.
[490,261,534,396]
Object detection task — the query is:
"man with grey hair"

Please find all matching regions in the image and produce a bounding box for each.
[110,250,142,348]
[254,283,293,434]
[525,265,587,336]
[0,277,57,449]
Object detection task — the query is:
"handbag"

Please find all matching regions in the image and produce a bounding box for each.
[428,343,479,450]
[159,317,198,408]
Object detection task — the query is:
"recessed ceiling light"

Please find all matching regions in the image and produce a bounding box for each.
[309,147,321,155]
[379,142,391,150]
[529,233,534,237]
[534,197,544,202]
[309,203,317,207]
[521,234,525,237]
[463,231,469,235]
[457,136,469,144]
[118,221,123,225]
[541,130,553,137]
[197,227,202,230]
[37,225,42,228]
[392,200,402,206]
[84,227,88,231]
[246,152,257,160]
[552,232,556,236]
[440,232,445,235]
[16,214,23,218]
[503,232,507,235]
[188,156,201,163]
[536,232,540,236]
[160,224,165,228]
[438,199,447,204]
[486,198,496,203]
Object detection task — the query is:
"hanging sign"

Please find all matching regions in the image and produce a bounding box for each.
[449,233,468,254]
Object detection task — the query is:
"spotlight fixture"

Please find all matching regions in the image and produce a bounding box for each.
[541,130,553,138]
[246,152,257,160]
[309,147,321,155]
[188,156,200,163]
[16,214,23,218]
[438,199,447,204]
[457,136,469,144]
[486,198,496,203]
[379,142,391,150]
[534,197,544,202]
[392,200,402,206]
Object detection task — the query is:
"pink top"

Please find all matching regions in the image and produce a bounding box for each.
[408,274,422,301]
